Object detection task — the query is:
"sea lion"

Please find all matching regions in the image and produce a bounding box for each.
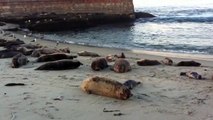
[20,44,43,49]
[0,50,21,58]
[7,46,33,56]
[77,51,100,57]
[176,61,201,67]
[161,57,173,66]
[111,59,131,73]
[11,54,29,68]
[123,80,141,90]
[91,58,108,71]
[137,59,161,66]
[36,48,70,54]
[31,50,41,57]
[3,39,25,48]
[0,39,7,46]
[35,60,83,70]
[36,53,77,62]
[180,71,203,80]
[106,52,126,62]
[80,76,132,100]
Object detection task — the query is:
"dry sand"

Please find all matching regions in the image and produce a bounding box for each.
[0,24,213,120]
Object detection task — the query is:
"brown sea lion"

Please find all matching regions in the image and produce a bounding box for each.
[7,46,33,56]
[123,80,141,90]
[161,57,173,65]
[106,52,126,62]
[77,51,100,57]
[137,59,161,66]
[12,54,29,68]
[20,44,43,49]
[36,48,70,55]
[0,50,21,58]
[31,50,41,57]
[35,60,83,70]
[176,61,201,67]
[91,58,108,71]
[112,59,131,73]
[3,39,25,48]
[80,76,132,100]
[36,53,77,62]
[180,71,203,80]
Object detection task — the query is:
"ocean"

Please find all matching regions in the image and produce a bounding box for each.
[35,4,213,55]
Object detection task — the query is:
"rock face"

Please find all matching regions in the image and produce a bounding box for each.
[0,0,135,31]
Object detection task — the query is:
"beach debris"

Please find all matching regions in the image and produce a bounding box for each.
[180,71,204,80]
[35,60,83,70]
[106,52,126,62]
[103,108,120,112]
[113,113,125,116]
[176,61,201,66]
[5,83,25,86]
[12,53,29,68]
[36,53,77,62]
[123,80,141,90]
[53,96,64,101]
[111,59,131,73]
[91,57,108,71]
[161,57,173,65]
[10,112,16,120]
[80,76,132,100]
[77,51,100,57]
[137,59,161,66]
[31,38,37,42]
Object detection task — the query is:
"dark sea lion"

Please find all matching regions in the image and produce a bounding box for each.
[161,57,173,66]
[176,61,201,67]
[112,59,131,73]
[12,53,29,68]
[7,46,33,56]
[137,59,161,66]
[180,71,203,80]
[80,76,132,100]
[3,39,25,48]
[91,58,108,71]
[20,44,43,49]
[123,80,141,90]
[0,39,7,46]
[36,48,70,54]
[35,60,83,70]
[36,53,77,62]
[77,51,100,57]
[0,50,21,58]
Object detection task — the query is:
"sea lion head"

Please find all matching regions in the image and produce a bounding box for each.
[116,86,132,100]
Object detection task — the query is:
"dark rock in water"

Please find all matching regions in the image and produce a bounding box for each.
[123,80,141,90]
[35,60,83,70]
[135,12,156,19]
[176,61,201,67]
[137,59,161,66]
[36,53,77,62]
[91,57,108,71]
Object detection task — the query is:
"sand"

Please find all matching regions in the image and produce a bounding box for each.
[0,24,213,120]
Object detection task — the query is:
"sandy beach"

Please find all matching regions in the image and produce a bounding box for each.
[1,24,213,120]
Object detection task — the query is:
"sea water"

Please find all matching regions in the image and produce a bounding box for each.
[36,3,213,55]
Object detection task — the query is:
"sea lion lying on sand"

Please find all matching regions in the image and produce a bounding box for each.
[7,46,33,56]
[137,59,161,66]
[91,58,108,71]
[161,57,173,66]
[111,59,131,73]
[123,80,141,90]
[176,61,201,67]
[80,76,132,100]
[31,47,70,57]
[20,44,43,49]
[106,52,126,62]
[180,71,203,80]
[35,60,83,70]
[1,39,25,48]
[12,54,29,68]
[0,50,21,58]
[77,51,100,57]
[36,53,77,62]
